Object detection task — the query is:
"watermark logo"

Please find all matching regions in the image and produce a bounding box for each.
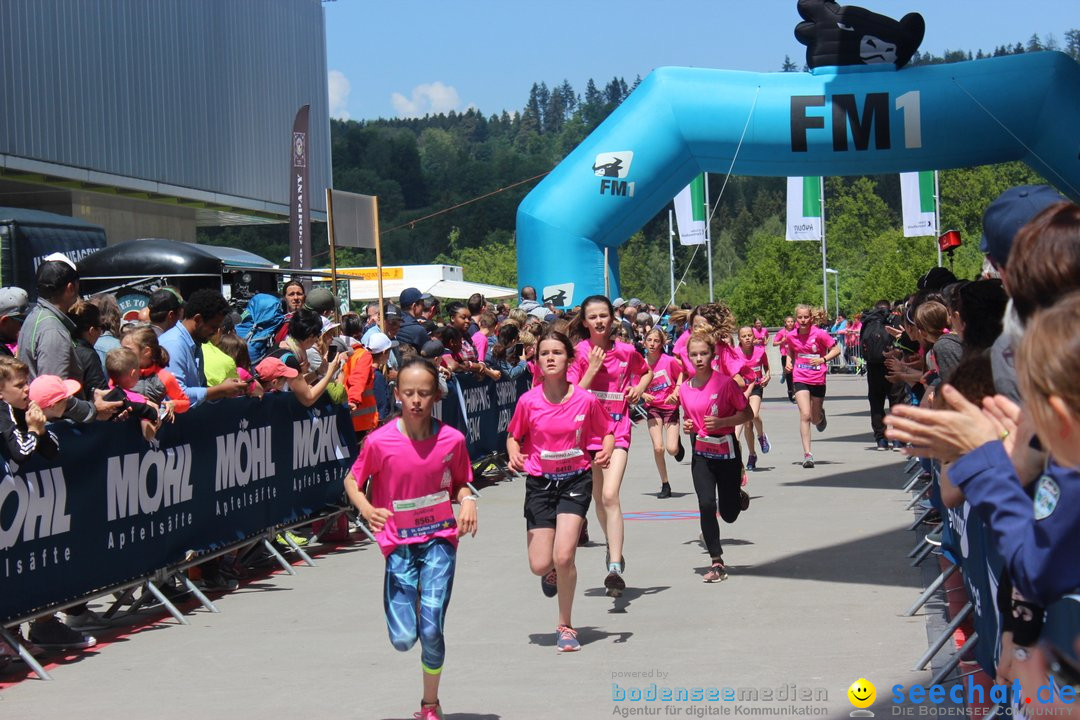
[847,678,875,717]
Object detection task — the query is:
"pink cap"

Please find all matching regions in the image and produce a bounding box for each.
[255,356,299,381]
[29,375,82,409]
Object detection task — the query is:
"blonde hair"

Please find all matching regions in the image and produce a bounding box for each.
[519,330,537,347]
[1017,291,1080,417]
[645,327,668,345]
[686,330,718,356]
[914,301,949,340]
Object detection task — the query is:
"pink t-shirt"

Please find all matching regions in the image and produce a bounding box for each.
[508,385,611,480]
[774,328,790,357]
[679,369,748,439]
[673,331,695,379]
[752,327,769,345]
[349,420,473,557]
[567,339,648,421]
[472,331,489,364]
[644,353,683,409]
[528,360,542,386]
[784,326,835,385]
[721,344,769,384]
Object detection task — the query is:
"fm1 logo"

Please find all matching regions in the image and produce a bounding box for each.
[790,90,922,152]
[593,151,636,198]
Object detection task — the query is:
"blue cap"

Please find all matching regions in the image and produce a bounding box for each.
[399,287,423,307]
[980,185,1064,267]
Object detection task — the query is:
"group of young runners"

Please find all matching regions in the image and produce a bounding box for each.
[342,297,840,719]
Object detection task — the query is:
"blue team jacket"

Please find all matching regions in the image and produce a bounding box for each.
[951,440,1080,607]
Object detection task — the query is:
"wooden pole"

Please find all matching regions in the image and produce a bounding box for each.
[374,196,385,332]
[325,188,340,320]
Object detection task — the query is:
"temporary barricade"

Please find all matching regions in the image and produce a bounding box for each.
[0,393,357,626]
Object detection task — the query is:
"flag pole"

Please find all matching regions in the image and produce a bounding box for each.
[820,176,828,316]
[668,209,675,308]
[705,173,713,303]
[604,247,610,298]
[373,195,385,332]
[934,170,943,268]
[325,189,340,319]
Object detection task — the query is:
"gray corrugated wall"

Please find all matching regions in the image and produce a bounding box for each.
[0,0,330,212]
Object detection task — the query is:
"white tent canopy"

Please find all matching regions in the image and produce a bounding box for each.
[321,264,516,303]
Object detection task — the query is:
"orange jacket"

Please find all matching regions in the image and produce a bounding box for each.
[343,347,378,432]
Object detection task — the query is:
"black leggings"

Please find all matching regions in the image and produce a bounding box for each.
[690,442,744,561]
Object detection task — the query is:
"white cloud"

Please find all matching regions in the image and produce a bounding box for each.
[390,82,462,118]
[328,70,351,120]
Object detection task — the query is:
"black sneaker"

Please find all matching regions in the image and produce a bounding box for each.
[738,489,750,511]
[540,569,558,598]
[674,437,685,463]
[658,483,672,499]
[815,409,827,433]
[604,570,626,598]
[876,438,889,451]
[28,617,96,650]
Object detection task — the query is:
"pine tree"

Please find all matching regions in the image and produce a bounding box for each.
[781,55,798,72]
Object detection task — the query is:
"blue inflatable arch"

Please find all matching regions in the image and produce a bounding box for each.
[515,52,1080,305]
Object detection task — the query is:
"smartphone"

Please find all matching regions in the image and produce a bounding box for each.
[512,343,524,356]
[326,346,340,362]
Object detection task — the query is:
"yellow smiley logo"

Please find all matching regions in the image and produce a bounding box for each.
[847,678,876,708]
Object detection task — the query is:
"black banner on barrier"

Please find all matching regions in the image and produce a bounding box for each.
[0,394,356,624]
[946,501,1005,675]
[437,374,531,458]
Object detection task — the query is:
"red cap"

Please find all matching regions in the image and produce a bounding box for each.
[255,356,299,381]
[29,375,81,409]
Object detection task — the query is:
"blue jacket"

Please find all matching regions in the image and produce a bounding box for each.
[951,441,1080,606]
[396,314,429,352]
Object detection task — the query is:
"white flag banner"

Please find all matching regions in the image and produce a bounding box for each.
[900,171,938,237]
[786,176,822,241]
[673,174,707,245]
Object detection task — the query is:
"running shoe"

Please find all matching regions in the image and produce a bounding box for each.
[413,701,445,719]
[604,570,626,598]
[541,569,558,598]
[759,435,771,454]
[556,625,581,652]
[28,617,96,650]
[892,441,904,452]
[802,453,815,469]
[674,437,685,462]
[658,483,672,499]
[746,453,757,471]
[703,562,729,583]
[876,438,889,451]
[815,409,828,433]
[603,551,626,572]
[739,489,750,511]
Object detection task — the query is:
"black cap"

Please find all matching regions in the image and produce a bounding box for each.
[420,339,445,359]
[399,287,423,307]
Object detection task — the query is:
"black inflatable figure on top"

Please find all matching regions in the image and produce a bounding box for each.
[795,0,924,70]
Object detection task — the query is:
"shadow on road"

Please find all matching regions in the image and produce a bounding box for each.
[780,463,909,491]
[528,624,635,647]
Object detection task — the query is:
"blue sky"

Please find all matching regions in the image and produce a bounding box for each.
[324,1,1077,121]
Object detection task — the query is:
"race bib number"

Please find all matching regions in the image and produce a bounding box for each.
[539,448,586,481]
[392,491,456,539]
[693,434,736,460]
[795,353,821,371]
[648,370,670,395]
[591,389,626,421]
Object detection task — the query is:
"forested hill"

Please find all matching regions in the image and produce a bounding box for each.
[199,32,1080,322]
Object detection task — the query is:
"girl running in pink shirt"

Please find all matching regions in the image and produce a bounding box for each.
[507,330,614,652]
[568,295,651,598]
[783,305,842,468]
[344,358,478,720]
[772,315,797,403]
[679,332,753,582]
[642,328,685,498]
[751,318,769,347]
[722,326,772,471]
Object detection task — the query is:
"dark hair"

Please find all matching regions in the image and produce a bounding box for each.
[184,289,230,322]
[67,300,101,336]
[467,293,484,315]
[943,351,997,406]
[123,325,171,367]
[874,299,891,311]
[281,280,305,313]
[491,323,520,362]
[215,332,252,371]
[445,301,467,320]
[476,311,497,330]
[105,346,139,380]
[958,279,1008,353]
[434,325,462,348]
[1007,202,1080,323]
[288,308,323,342]
[148,287,183,322]
[340,312,363,338]
[537,329,575,359]
[36,260,79,300]
[397,356,440,388]
[89,294,122,335]
[521,285,537,301]
[567,295,615,342]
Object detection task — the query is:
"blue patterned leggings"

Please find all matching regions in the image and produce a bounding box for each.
[383,538,457,674]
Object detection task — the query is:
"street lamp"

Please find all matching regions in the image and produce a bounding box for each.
[825,268,839,320]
